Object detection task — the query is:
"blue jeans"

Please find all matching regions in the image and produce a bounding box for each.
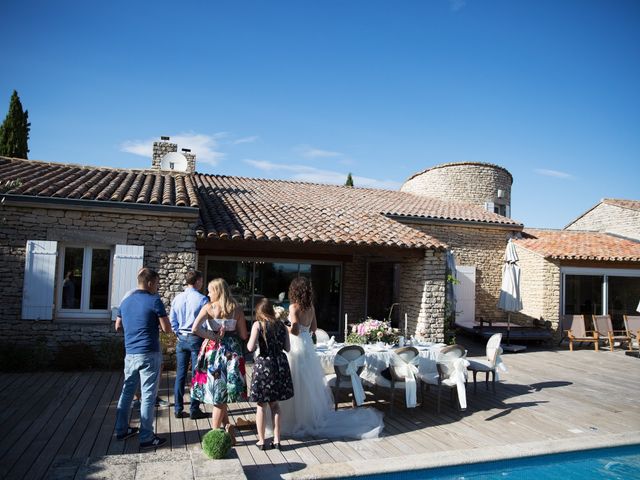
[174,334,204,414]
[115,352,162,443]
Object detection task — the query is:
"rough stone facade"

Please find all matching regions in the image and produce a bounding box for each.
[400,162,512,213]
[565,203,640,241]
[341,255,368,324]
[397,250,446,342]
[0,203,199,349]
[514,244,561,335]
[402,222,518,324]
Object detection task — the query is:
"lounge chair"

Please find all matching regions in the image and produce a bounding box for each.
[564,314,599,351]
[623,315,640,350]
[326,345,366,410]
[592,315,631,352]
[466,333,505,394]
[418,344,468,412]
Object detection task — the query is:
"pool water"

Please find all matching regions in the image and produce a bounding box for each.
[344,444,640,480]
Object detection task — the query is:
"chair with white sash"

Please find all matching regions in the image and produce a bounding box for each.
[326,345,366,410]
[372,346,420,412]
[315,328,331,345]
[418,344,468,413]
[466,333,507,394]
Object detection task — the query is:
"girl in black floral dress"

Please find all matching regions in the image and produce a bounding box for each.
[247,299,294,450]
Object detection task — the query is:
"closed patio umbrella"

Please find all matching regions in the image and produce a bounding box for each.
[498,239,525,352]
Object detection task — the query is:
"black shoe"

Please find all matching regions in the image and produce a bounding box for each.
[155,397,170,408]
[174,411,189,419]
[140,436,167,449]
[190,410,209,420]
[116,427,139,441]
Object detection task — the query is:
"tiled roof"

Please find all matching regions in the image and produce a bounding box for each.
[0,156,521,250]
[602,198,640,212]
[0,157,200,207]
[515,229,640,262]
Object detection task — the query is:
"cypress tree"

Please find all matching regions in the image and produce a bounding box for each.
[0,90,30,159]
[345,172,354,187]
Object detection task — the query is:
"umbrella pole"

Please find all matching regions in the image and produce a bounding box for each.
[506,312,511,345]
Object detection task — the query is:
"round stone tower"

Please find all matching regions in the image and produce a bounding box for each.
[400,161,513,217]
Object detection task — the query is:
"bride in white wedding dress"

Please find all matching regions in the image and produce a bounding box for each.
[277,277,384,440]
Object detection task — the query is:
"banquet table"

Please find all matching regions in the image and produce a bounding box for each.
[315,342,469,409]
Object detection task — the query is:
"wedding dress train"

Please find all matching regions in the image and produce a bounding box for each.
[277,324,384,439]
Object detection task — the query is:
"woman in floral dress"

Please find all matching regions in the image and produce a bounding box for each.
[247,298,293,449]
[191,278,248,437]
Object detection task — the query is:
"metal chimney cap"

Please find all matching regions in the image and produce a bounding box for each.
[160,136,170,141]
[181,148,191,153]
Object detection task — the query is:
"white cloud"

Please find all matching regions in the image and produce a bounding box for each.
[121,133,226,166]
[449,0,466,12]
[295,145,343,159]
[233,135,259,145]
[244,159,401,189]
[534,168,573,179]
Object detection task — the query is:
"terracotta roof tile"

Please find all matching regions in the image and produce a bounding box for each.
[602,198,640,212]
[515,229,640,262]
[0,156,521,250]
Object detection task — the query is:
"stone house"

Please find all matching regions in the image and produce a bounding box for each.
[564,198,640,241]
[0,141,523,352]
[514,226,640,335]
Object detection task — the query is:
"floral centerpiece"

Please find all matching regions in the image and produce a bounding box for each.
[347,318,400,345]
[273,305,288,321]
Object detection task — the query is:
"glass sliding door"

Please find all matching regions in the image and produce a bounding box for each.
[564,275,603,316]
[205,257,342,332]
[607,276,640,330]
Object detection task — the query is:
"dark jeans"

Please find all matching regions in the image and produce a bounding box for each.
[174,334,204,414]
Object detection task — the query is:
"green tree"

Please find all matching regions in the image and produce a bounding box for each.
[0,90,30,159]
[345,172,354,187]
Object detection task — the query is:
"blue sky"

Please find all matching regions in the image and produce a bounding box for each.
[1,0,638,228]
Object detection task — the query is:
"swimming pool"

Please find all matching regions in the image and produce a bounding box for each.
[341,444,640,480]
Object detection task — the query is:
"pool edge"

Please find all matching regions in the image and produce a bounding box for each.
[282,431,640,479]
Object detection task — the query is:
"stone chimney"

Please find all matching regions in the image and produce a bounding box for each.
[151,136,196,173]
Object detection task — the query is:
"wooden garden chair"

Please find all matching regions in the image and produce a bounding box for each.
[564,314,599,351]
[623,315,640,350]
[592,315,631,352]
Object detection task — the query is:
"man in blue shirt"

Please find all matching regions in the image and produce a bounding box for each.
[114,268,172,449]
[170,270,209,419]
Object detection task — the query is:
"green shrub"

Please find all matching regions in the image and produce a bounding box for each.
[53,342,96,370]
[0,336,52,372]
[95,338,124,370]
[201,428,232,459]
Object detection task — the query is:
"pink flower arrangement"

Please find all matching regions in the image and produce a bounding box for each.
[348,318,399,344]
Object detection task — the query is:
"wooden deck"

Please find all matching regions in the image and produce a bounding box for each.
[1,337,639,479]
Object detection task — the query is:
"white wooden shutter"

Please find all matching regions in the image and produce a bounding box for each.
[506,205,511,218]
[22,240,58,320]
[485,202,495,213]
[110,245,144,320]
[454,265,476,327]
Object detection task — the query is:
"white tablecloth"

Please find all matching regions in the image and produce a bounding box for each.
[317,343,470,409]
[317,343,445,385]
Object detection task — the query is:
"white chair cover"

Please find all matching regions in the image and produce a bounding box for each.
[389,352,421,408]
[493,346,508,380]
[445,357,470,409]
[334,352,367,406]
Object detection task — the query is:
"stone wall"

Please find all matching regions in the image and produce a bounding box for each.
[403,222,517,324]
[565,203,640,241]
[397,250,446,342]
[400,162,512,211]
[341,255,368,324]
[0,203,199,349]
[511,243,562,334]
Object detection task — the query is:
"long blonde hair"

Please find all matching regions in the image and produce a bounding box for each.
[255,298,276,345]
[208,278,238,318]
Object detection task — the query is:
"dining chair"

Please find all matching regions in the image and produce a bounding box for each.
[325,345,366,410]
[315,328,331,344]
[466,333,505,394]
[418,344,467,413]
[372,346,420,412]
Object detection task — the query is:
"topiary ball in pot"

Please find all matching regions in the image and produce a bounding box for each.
[202,428,232,459]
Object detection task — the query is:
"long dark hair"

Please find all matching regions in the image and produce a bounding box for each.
[288,277,313,311]
[255,298,276,345]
